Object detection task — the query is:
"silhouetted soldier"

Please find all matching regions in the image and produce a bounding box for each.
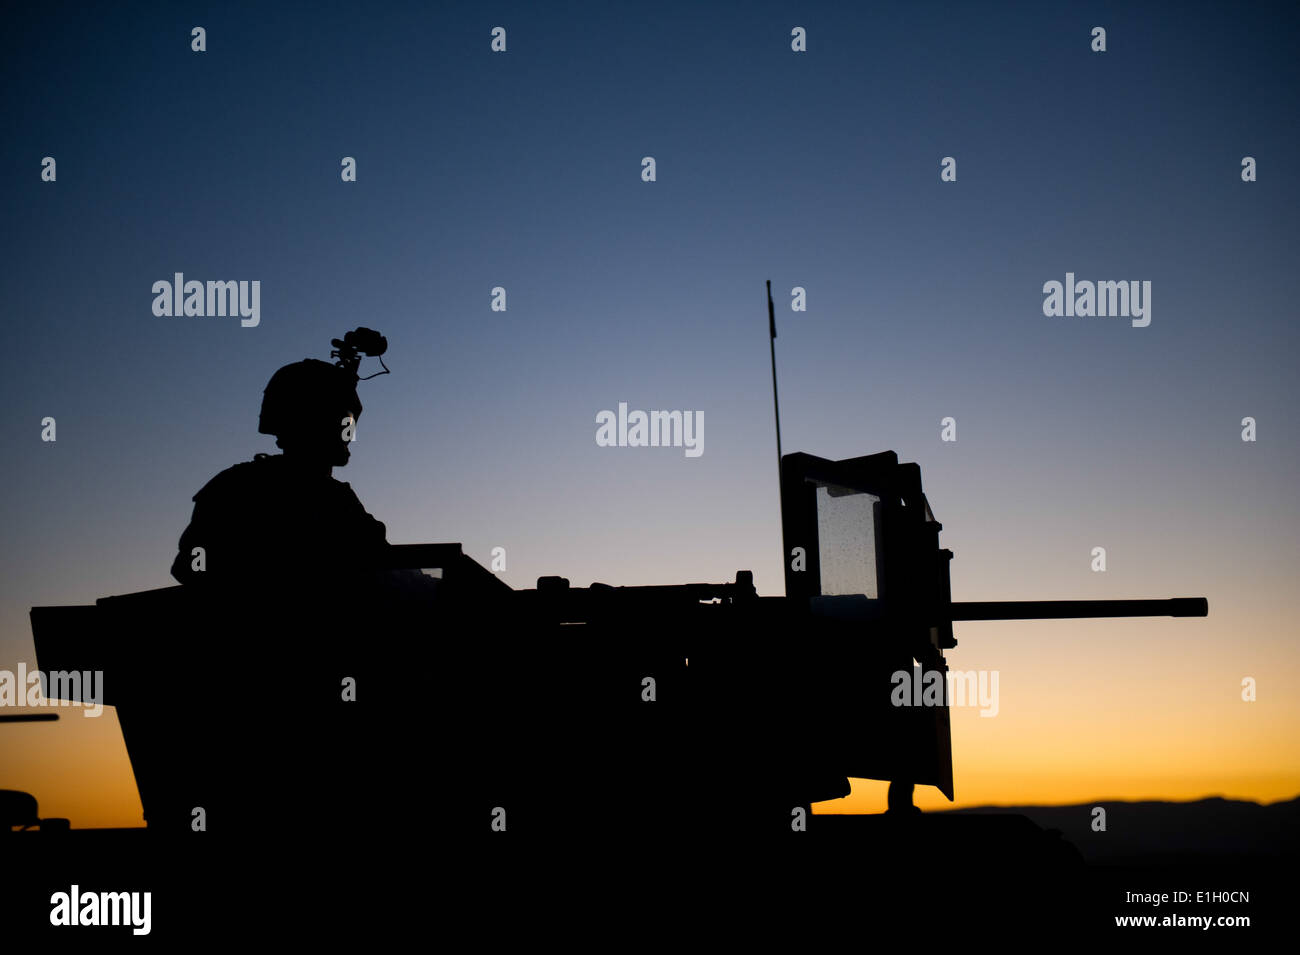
[170,358,387,591]
[161,334,434,842]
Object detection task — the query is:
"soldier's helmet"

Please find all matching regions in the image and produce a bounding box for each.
[257,359,363,439]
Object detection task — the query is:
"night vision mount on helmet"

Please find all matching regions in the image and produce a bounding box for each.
[256,328,390,438]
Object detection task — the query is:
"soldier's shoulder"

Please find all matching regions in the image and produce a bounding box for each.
[193,454,286,502]
[327,476,369,508]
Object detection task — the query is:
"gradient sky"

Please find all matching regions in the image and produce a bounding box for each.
[2,1,1298,828]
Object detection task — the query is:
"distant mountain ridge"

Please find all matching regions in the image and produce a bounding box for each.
[941,796,1300,863]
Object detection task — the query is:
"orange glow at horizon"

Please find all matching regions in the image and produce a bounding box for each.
[4,608,1299,828]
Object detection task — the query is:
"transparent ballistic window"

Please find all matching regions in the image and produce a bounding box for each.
[815,483,881,598]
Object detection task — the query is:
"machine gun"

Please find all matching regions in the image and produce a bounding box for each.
[452,447,1207,832]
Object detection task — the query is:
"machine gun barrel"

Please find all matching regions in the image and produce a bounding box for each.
[950,597,1207,621]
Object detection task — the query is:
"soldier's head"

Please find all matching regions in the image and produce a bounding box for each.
[258,359,363,468]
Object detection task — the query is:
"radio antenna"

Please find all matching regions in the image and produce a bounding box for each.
[767,280,783,485]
